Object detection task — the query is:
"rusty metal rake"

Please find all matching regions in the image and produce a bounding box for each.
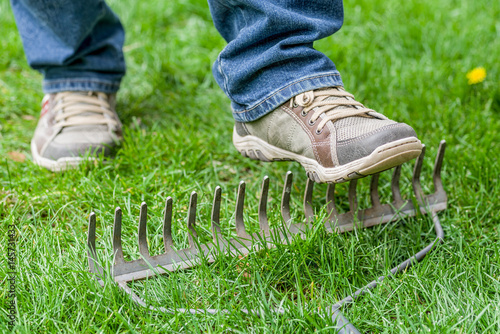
[87,140,447,332]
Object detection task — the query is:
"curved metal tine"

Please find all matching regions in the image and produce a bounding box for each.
[412,145,426,206]
[303,178,315,223]
[186,192,198,248]
[348,179,358,212]
[211,186,222,241]
[258,176,270,235]
[163,197,174,252]
[113,207,125,265]
[138,202,150,258]
[433,140,447,194]
[326,183,338,222]
[87,212,98,273]
[281,171,293,224]
[391,165,405,208]
[370,173,381,207]
[235,181,247,237]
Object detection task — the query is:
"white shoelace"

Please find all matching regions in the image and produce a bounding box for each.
[290,88,375,133]
[53,92,118,128]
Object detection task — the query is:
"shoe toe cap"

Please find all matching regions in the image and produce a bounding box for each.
[42,130,119,161]
[336,123,418,165]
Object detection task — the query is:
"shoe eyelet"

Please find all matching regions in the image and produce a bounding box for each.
[315,128,323,135]
[308,119,316,126]
[300,110,307,117]
[293,102,299,108]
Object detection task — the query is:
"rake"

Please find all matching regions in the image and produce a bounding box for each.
[87,140,447,333]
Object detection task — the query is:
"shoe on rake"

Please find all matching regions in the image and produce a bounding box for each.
[87,140,447,332]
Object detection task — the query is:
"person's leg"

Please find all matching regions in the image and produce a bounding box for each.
[11,0,125,93]
[208,0,423,183]
[208,0,344,122]
[10,0,126,171]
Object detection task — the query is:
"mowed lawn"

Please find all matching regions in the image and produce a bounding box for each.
[1,0,499,332]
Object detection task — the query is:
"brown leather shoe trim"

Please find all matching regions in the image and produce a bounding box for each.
[280,102,335,168]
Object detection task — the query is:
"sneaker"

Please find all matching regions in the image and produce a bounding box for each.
[31,91,122,172]
[233,87,422,183]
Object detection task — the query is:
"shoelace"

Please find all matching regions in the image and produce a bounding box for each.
[53,92,118,128]
[289,87,375,133]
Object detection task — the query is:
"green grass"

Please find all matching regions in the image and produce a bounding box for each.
[1,0,499,332]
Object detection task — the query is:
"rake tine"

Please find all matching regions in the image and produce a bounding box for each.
[187,192,198,248]
[89,151,450,332]
[348,180,358,212]
[281,171,293,223]
[138,202,150,258]
[370,174,381,207]
[258,176,270,235]
[433,140,446,193]
[391,165,404,208]
[87,212,98,273]
[326,183,338,221]
[235,181,247,237]
[163,197,174,252]
[113,207,125,265]
[211,186,222,240]
[304,178,315,222]
[92,163,449,328]
[412,145,426,205]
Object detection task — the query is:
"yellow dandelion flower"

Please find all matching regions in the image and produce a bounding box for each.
[466,67,486,85]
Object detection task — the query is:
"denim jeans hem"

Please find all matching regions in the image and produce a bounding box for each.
[232,73,344,122]
[42,78,121,94]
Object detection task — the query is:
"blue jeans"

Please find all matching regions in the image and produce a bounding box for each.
[11,0,344,122]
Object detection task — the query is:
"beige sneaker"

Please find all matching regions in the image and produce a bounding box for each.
[233,87,422,183]
[31,91,122,172]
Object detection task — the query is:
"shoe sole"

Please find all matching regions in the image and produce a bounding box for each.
[31,139,95,172]
[233,129,423,183]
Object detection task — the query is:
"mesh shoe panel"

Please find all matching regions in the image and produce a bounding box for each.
[335,117,395,141]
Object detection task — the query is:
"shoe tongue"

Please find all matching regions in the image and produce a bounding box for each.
[322,87,356,111]
[315,87,371,131]
[68,91,104,116]
[58,92,108,133]
[310,88,390,139]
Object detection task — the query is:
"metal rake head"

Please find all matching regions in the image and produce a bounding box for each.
[88,140,447,287]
